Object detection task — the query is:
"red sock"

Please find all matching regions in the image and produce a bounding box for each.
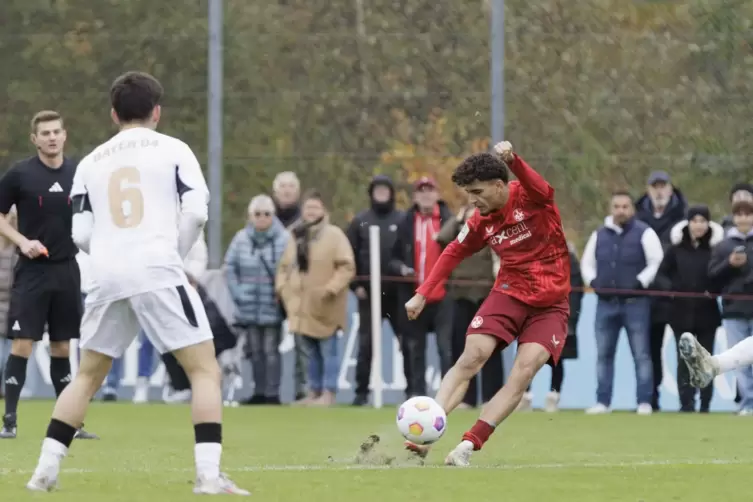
[462,420,495,451]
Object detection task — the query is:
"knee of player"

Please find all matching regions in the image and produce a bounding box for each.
[11,339,34,358]
[49,341,71,358]
[187,357,221,383]
[458,346,488,373]
[512,355,544,384]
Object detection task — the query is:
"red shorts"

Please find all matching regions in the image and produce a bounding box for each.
[465,291,570,364]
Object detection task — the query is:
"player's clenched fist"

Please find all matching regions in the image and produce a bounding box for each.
[20,239,48,259]
[405,293,427,321]
[493,141,514,163]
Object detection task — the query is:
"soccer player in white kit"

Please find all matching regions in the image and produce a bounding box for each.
[26,71,249,495]
[680,332,753,391]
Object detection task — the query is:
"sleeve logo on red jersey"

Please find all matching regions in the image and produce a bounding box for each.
[471,316,484,328]
[513,208,525,222]
[457,223,469,243]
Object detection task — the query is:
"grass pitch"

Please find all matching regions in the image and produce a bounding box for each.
[0,401,750,500]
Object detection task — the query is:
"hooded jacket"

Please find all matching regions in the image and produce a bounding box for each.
[346,175,404,294]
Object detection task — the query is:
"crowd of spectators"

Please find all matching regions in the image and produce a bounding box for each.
[2,169,752,414]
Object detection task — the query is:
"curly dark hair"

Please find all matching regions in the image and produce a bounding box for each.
[451,153,509,187]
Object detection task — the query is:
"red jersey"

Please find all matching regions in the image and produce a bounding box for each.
[416,154,571,307]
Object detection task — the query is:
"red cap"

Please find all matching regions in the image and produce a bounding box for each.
[413,176,437,191]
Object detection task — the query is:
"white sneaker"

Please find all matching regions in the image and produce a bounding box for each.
[585,403,611,414]
[678,333,718,388]
[194,473,250,495]
[636,403,653,415]
[516,392,533,412]
[132,378,149,404]
[738,408,753,416]
[26,473,58,492]
[444,440,474,467]
[544,391,560,413]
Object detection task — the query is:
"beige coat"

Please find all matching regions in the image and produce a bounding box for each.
[276,217,355,338]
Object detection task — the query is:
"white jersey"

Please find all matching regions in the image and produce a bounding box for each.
[71,127,209,304]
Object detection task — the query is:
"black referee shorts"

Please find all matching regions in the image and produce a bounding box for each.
[7,259,82,342]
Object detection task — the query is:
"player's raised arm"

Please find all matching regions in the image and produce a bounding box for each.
[70,160,93,253]
[494,141,553,203]
[176,142,210,258]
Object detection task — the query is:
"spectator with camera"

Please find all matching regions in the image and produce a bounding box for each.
[654,205,723,412]
[225,195,289,405]
[276,190,354,406]
[708,199,753,415]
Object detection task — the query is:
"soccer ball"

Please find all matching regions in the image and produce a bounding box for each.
[396,396,447,445]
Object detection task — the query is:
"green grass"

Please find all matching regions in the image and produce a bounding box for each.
[0,401,750,500]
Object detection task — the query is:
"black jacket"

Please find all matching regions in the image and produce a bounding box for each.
[709,228,753,319]
[196,283,237,356]
[346,176,404,294]
[654,220,724,332]
[388,201,453,296]
[568,246,584,336]
[275,202,301,228]
[635,189,689,244]
[635,188,688,324]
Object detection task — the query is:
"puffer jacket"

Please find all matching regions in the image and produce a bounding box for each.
[224,219,289,326]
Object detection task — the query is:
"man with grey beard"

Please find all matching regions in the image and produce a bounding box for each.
[635,171,687,411]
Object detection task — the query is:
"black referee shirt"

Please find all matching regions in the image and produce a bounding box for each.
[0,156,78,262]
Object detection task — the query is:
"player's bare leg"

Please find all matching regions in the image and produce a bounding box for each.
[49,341,98,440]
[174,340,249,495]
[27,349,111,491]
[445,343,550,467]
[405,334,497,459]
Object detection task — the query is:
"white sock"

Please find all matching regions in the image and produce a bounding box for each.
[195,443,222,480]
[34,438,68,476]
[714,336,753,373]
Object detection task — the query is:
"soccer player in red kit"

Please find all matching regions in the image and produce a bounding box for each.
[404,141,571,466]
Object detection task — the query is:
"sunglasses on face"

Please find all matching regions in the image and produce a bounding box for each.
[254,211,272,217]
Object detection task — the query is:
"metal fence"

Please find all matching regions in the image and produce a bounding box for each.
[1,0,752,261]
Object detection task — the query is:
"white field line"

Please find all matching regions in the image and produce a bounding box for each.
[0,458,750,476]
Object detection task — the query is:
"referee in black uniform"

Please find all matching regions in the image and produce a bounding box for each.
[0,111,97,439]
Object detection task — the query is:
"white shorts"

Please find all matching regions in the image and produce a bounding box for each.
[80,283,213,358]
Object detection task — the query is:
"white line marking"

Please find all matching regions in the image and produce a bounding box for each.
[1,458,749,476]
